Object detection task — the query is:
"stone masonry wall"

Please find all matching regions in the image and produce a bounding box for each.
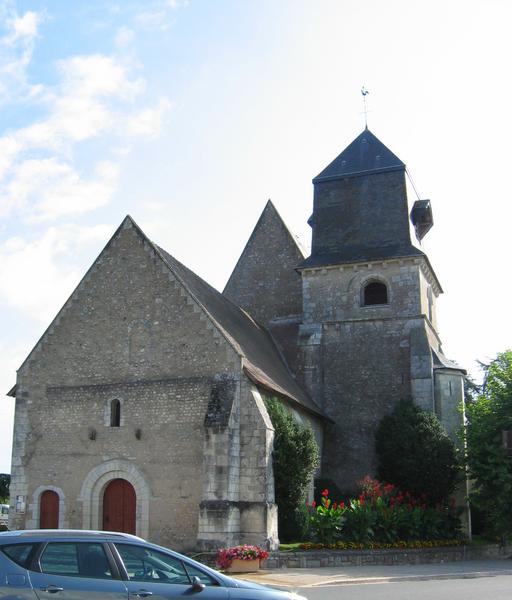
[223,201,304,325]
[10,219,241,551]
[300,258,438,491]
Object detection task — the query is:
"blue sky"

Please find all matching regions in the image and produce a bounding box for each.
[0,0,511,472]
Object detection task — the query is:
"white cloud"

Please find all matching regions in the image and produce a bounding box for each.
[3,158,119,221]
[166,0,189,9]
[0,223,111,324]
[0,10,41,100]
[135,10,170,31]
[58,54,143,100]
[0,50,169,221]
[127,98,171,137]
[115,26,135,48]
[135,0,188,31]
[8,11,39,42]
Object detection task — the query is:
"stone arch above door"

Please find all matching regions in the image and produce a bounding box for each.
[78,459,150,539]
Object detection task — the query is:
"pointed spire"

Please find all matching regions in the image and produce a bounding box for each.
[313,129,405,182]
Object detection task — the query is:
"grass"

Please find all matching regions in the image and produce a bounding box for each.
[279,543,305,552]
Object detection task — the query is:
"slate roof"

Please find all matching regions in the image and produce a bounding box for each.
[432,349,466,374]
[149,234,326,420]
[313,128,405,182]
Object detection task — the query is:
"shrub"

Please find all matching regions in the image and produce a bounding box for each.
[265,397,319,542]
[375,399,459,505]
[308,488,345,544]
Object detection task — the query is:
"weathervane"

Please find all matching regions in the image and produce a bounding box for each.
[361,87,370,129]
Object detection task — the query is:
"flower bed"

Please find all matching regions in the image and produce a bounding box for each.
[298,539,465,550]
[306,477,462,546]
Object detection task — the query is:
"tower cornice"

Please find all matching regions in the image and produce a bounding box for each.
[298,254,443,296]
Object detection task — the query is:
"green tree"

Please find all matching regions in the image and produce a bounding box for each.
[0,474,10,502]
[375,399,459,505]
[265,397,319,542]
[465,350,512,541]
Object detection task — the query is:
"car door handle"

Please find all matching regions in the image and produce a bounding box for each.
[40,585,64,593]
[133,591,153,598]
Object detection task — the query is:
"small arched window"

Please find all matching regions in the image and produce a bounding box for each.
[110,399,121,427]
[363,281,388,306]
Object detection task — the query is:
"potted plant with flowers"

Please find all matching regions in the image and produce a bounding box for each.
[216,544,269,573]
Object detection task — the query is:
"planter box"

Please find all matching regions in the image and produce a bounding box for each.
[226,558,260,573]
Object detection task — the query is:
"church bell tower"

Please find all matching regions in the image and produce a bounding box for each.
[297,129,464,491]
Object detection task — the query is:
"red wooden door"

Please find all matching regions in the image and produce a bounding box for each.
[102,479,136,534]
[40,490,59,529]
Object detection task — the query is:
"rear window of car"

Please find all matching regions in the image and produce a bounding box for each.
[40,542,113,579]
[0,543,36,567]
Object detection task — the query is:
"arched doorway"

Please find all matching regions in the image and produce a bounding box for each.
[40,490,59,529]
[102,478,136,534]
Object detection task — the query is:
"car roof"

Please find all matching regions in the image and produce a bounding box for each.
[0,530,145,542]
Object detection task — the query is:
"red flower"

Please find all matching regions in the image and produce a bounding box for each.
[321,488,329,497]
[332,502,337,510]
[311,500,316,508]
[339,501,345,509]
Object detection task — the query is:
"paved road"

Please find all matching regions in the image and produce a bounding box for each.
[298,575,512,600]
[237,559,512,589]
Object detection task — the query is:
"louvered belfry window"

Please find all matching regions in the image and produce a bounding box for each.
[363,281,388,306]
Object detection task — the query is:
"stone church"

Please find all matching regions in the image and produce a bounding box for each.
[7,129,464,550]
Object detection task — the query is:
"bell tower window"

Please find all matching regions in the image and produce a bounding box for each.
[363,281,388,306]
[110,399,121,427]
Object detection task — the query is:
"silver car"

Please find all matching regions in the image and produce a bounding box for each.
[0,530,307,600]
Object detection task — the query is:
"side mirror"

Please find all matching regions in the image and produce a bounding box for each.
[190,576,206,592]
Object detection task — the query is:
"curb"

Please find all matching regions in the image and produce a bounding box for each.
[304,569,512,587]
[236,568,512,589]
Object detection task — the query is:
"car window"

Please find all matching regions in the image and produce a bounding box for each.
[115,543,191,585]
[183,562,217,586]
[0,543,36,567]
[40,543,113,579]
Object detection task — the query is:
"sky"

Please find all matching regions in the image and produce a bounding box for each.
[0,0,511,473]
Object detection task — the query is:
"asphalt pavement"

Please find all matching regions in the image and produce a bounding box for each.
[233,558,512,589]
